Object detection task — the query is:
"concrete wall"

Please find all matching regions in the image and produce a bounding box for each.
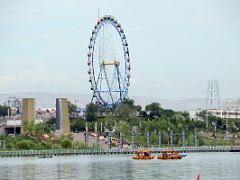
[56,98,70,135]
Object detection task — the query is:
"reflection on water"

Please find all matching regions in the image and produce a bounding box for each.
[22,164,36,180]
[0,153,239,180]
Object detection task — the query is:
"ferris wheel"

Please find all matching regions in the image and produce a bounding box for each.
[87,15,131,107]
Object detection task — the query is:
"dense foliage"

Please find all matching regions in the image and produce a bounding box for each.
[71,100,240,146]
[0,105,8,117]
[1,99,240,150]
[0,134,93,151]
[22,120,52,136]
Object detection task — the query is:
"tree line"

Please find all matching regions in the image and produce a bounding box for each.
[70,99,240,146]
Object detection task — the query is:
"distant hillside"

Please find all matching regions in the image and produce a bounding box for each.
[0,92,230,111]
[0,92,91,109]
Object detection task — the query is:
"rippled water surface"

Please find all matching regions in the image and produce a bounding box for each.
[0,152,239,180]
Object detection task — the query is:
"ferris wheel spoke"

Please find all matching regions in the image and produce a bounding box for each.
[116,65,123,101]
[103,67,114,105]
[95,68,103,95]
[108,65,120,104]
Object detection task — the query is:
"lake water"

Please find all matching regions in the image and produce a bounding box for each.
[0,152,239,180]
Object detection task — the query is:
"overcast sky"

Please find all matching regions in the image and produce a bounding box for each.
[0,0,239,99]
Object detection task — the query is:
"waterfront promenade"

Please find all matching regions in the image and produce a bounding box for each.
[0,146,239,158]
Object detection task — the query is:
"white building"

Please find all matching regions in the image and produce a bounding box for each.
[207,100,240,119]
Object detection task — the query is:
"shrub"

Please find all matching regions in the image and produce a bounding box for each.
[17,140,36,150]
[28,141,37,149]
[61,139,72,149]
[73,142,88,149]
[17,140,31,150]
[6,143,14,150]
[40,141,52,149]
[52,144,61,149]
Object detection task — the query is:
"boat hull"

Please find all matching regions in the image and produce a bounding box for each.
[132,155,154,160]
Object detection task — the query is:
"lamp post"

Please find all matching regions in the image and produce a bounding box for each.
[216,124,225,146]
[213,122,225,146]
[206,110,209,129]
[158,131,162,148]
[182,129,186,147]
[14,116,16,136]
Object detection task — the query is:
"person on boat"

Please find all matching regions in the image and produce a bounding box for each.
[144,152,147,157]
[163,152,167,159]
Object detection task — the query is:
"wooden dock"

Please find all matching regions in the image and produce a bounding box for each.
[0,146,239,158]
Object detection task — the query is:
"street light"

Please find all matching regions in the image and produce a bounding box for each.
[212,121,225,146]
[14,116,16,136]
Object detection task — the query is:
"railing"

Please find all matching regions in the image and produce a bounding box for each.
[0,146,239,158]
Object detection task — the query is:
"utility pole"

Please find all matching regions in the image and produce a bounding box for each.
[205,78,221,129]
[206,78,221,110]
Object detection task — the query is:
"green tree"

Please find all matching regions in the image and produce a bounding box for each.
[114,104,135,120]
[163,109,175,117]
[85,103,100,122]
[0,105,8,116]
[35,123,50,136]
[22,119,29,133]
[102,115,115,131]
[135,105,142,112]
[145,102,163,119]
[182,111,190,118]
[70,118,86,132]
[46,118,55,131]
[122,99,142,112]
[68,101,77,114]
[114,99,139,121]
[122,99,135,107]
[26,121,35,135]
[22,119,35,135]
[116,121,131,135]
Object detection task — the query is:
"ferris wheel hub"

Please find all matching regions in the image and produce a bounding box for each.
[101,60,119,66]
